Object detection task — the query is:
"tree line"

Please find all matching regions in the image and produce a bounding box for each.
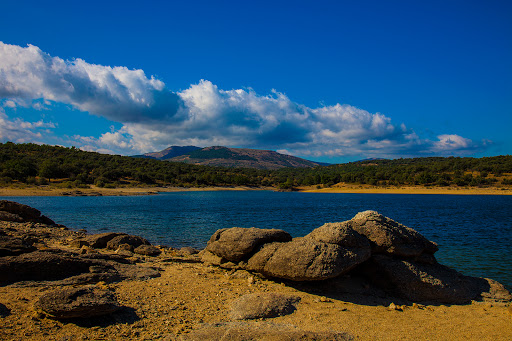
[1,142,511,189]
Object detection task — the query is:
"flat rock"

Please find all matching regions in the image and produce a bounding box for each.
[174,322,353,341]
[357,254,510,304]
[204,227,292,263]
[82,232,127,249]
[246,224,370,281]
[0,250,95,285]
[106,234,150,250]
[347,211,438,258]
[35,286,121,319]
[134,244,162,256]
[230,292,300,320]
[0,235,36,257]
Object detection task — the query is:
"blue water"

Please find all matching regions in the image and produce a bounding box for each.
[2,191,511,289]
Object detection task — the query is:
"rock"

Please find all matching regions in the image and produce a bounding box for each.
[106,234,150,250]
[508,304,512,316]
[230,292,300,320]
[246,224,370,281]
[478,278,512,302]
[357,254,507,304]
[34,286,121,319]
[0,302,10,317]
[199,250,224,266]
[0,200,56,225]
[175,322,353,340]
[0,235,37,256]
[0,211,24,223]
[0,250,95,284]
[117,243,134,252]
[347,211,438,258]
[134,245,162,256]
[82,232,127,249]
[204,227,292,262]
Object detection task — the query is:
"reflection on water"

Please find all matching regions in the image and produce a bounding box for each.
[2,191,511,288]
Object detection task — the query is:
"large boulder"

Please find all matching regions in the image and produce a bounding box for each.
[230,292,300,320]
[346,211,438,258]
[204,227,292,262]
[35,286,121,319]
[106,234,150,250]
[246,224,370,281]
[0,200,56,225]
[357,254,511,304]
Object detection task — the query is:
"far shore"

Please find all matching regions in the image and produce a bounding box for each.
[0,184,511,197]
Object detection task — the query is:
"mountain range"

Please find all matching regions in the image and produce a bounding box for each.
[138,146,325,170]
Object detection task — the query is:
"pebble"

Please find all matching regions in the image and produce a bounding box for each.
[388,302,402,311]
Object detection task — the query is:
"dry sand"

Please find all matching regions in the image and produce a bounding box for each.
[1,184,511,197]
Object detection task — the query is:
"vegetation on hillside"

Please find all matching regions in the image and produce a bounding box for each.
[1,142,511,190]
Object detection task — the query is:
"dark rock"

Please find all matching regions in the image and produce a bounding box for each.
[357,254,510,304]
[0,200,56,224]
[134,245,162,256]
[0,302,10,317]
[204,227,292,262]
[179,246,200,255]
[106,234,150,250]
[117,243,134,252]
[246,224,370,281]
[0,235,37,256]
[0,211,24,222]
[230,292,300,320]
[82,232,127,249]
[174,322,353,341]
[0,250,94,285]
[35,286,121,319]
[79,253,134,264]
[347,211,438,258]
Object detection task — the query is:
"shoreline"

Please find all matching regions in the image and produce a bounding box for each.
[1,184,511,196]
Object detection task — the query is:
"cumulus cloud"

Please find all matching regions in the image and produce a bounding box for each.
[0,108,55,144]
[0,41,487,159]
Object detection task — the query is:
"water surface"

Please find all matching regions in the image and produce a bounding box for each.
[2,191,511,289]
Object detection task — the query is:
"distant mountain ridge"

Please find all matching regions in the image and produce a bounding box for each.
[141,146,324,170]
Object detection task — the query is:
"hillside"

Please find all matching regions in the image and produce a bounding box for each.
[142,146,201,160]
[169,146,322,170]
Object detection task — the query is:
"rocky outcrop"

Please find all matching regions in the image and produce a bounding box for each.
[230,292,300,320]
[202,211,511,304]
[0,235,36,256]
[79,232,127,249]
[203,227,292,262]
[0,200,56,225]
[246,233,370,281]
[106,234,150,250]
[0,250,97,284]
[35,286,121,319]
[134,244,162,256]
[347,211,438,259]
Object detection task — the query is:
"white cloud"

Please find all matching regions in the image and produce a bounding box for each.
[0,41,488,159]
[0,109,55,143]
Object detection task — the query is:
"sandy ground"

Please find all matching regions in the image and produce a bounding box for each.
[1,253,511,341]
[0,185,264,197]
[299,184,512,195]
[1,184,512,197]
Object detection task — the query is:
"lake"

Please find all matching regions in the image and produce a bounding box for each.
[2,191,511,289]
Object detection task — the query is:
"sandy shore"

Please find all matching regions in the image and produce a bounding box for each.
[299,184,512,195]
[1,184,511,197]
[0,185,266,197]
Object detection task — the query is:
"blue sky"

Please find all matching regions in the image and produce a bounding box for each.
[0,0,510,163]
